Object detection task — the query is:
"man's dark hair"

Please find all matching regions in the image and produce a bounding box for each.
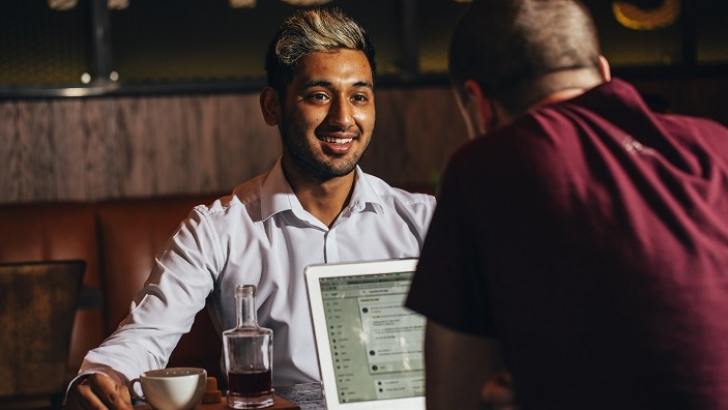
[265,8,377,97]
[450,0,602,114]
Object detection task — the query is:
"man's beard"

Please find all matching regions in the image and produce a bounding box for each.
[279,116,364,182]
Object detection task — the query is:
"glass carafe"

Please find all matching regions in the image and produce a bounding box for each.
[223,285,274,409]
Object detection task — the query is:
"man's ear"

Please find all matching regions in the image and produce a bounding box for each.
[463,79,494,136]
[598,55,612,82]
[260,86,282,126]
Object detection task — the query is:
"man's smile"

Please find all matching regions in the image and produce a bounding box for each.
[316,130,359,154]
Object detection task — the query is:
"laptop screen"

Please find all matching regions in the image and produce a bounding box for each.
[318,270,425,404]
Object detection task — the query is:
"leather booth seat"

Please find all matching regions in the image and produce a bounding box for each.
[0,195,221,385]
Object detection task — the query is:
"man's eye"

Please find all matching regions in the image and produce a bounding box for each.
[351,94,369,103]
[307,93,329,102]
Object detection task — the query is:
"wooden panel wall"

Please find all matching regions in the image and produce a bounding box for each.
[0,87,468,204]
[0,94,282,203]
[2,77,727,205]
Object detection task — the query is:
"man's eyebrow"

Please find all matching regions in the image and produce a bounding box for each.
[302,80,374,89]
[302,80,332,89]
[353,81,374,89]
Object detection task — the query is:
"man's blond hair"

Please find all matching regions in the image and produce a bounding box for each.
[265,8,376,95]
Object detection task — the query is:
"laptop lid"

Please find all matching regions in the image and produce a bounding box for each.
[304,259,425,410]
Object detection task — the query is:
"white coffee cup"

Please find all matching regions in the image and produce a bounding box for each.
[130,367,207,410]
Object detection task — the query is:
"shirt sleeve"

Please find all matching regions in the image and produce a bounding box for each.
[79,207,222,383]
[406,156,496,337]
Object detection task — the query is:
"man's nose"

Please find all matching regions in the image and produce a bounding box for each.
[326,96,354,129]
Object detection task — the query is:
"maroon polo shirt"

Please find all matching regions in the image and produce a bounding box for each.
[407,79,728,409]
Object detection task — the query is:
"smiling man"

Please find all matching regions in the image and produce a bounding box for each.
[67,9,435,409]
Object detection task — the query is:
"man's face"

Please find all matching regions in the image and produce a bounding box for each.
[279,49,375,181]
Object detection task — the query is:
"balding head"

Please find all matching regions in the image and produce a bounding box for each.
[450,0,605,115]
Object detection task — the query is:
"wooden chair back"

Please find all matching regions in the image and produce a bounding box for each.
[0,260,85,402]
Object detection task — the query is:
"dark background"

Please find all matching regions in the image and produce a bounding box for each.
[1,0,727,204]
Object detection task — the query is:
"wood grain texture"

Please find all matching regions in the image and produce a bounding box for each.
[0,93,282,203]
[0,87,466,203]
[364,86,468,189]
[4,78,724,204]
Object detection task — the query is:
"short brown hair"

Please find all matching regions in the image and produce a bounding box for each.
[450,0,601,114]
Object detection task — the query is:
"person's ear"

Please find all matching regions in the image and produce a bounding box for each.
[260,87,282,126]
[598,55,611,82]
[463,79,494,136]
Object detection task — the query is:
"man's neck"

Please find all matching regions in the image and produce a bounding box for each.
[533,87,591,108]
[485,69,605,133]
[281,158,356,228]
[526,68,606,112]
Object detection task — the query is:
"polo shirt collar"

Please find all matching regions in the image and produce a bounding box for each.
[259,158,384,223]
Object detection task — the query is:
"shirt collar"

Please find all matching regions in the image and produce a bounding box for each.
[259,158,384,223]
[347,166,385,215]
[260,158,296,222]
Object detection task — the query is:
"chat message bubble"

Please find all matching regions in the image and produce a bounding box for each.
[357,294,425,374]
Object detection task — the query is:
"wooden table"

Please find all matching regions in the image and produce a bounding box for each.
[135,396,298,410]
[135,383,325,410]
[201,395,299,409]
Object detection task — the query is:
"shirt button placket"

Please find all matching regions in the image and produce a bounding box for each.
[323,227,340,264]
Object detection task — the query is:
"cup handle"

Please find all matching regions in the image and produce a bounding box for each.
[129,378,145,402]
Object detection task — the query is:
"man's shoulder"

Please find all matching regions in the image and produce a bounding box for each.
[361,171,436,207]
[661,113,728,143]
[447,116,542,172]
[191,173,266,220]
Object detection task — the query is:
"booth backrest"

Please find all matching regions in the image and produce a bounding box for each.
[0,195,221,384]
[0,186,434,386]
[95,196,220,377]
[0,204,103,373]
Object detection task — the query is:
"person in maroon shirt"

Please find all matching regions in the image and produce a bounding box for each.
[406,1,728,409]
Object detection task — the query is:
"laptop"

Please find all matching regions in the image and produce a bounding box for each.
[304,258,425,410]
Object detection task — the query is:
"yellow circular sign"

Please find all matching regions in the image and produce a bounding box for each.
[612,0,680,30]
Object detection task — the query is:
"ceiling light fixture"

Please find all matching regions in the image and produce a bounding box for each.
[229,0,256,8]
[279,0,333,6]
[108,0,129,10]
[48,0,78,11]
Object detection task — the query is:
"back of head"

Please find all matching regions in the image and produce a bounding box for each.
[265,8,376,96]
[450,0,602,114]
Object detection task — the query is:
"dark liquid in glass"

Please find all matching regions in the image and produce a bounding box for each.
[228,370,272,396]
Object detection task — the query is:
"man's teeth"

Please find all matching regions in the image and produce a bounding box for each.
[320,137,353,145]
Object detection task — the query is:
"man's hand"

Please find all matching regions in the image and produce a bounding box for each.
[66,373,133,410]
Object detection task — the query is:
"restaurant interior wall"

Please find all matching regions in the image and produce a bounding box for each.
[1,0,728,204]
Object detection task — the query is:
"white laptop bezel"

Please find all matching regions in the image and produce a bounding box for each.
[305,258,424,410]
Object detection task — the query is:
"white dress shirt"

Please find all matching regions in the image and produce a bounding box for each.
[80,159,435,386]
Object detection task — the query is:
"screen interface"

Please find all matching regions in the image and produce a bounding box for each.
[319,271,425,404]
